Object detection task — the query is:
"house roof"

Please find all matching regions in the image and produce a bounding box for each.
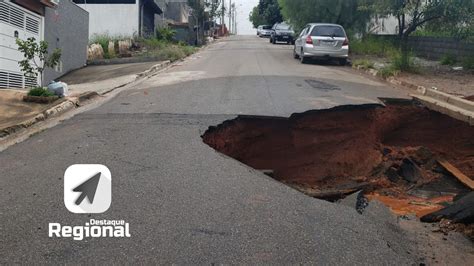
[40,0,57,8]
[12,0,57,15]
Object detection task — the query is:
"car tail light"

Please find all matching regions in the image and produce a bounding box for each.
[343,38,349,46]
[306,36,313,44]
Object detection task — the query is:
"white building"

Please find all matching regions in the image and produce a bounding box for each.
[1,0,89,89]
[73,0,162,38]
[370,16,399,35]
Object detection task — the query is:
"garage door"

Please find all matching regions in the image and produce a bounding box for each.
[0,0,43,89]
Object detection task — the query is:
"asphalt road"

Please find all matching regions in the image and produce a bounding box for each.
[0,36,415,264]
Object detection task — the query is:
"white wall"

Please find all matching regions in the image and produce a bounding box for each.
[0,1,43,88]
[370,16,399,35]
[77,3,139,38]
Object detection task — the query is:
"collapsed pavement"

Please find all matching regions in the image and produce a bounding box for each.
[202,99,474,238]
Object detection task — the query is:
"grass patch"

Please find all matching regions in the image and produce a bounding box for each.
[89,32,197,62]
[378,66,400,78]
[376,52,419,78]
[440,54,457,66]
[143,39,168,49]
[352,59,375,69]
[141,42,197,61]
[27,87,55,97]
[351,36,398,57]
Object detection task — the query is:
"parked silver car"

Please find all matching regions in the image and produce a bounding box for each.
[257,25,272,37]
[293,23,349,65]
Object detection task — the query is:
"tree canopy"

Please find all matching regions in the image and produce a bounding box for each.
[360,0,474,39]
[249,0,283,28]
[277,0,372,33]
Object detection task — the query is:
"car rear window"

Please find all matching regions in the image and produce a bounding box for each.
[311,26,345,37]
[276,24,292,30]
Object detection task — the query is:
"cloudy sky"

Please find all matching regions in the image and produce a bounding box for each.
[226,0,258,35]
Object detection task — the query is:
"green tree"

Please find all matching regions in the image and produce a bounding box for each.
[16,37,61,87]
[249,0,283,28]
[188,0,208,44]
[249,6,266,28]
[205,0,223,25]
[423,0,474,39]
[360,0,474,69]
[277,0,372,33]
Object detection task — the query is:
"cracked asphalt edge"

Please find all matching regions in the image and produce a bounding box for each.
[0,47,211,152]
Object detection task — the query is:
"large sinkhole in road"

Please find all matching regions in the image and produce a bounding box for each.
[202,100,474,216]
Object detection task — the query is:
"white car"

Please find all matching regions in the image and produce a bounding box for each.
[293,23,349,65]
[257,25,272,37]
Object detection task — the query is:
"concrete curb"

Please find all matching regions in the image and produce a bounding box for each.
[136,60,171,79]
[87,56,166,66]
[0,45,202,141]
[354,67,474,125]
[0,98,77,139]
[411,88,474,125]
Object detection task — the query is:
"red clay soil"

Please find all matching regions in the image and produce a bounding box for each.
[202,102,474,206]
[465,95,474,102]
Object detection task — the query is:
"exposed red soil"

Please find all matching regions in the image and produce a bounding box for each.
[465,95,474,101]
[365,193,454,217]
[202,102,474,211]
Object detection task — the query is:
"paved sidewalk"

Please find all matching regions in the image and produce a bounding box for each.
[0,90,57,129]
[0,61,169,138]
[351,55,474,97]
[59,61,168,96]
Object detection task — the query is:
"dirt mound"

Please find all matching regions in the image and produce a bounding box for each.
[202,101,474,217]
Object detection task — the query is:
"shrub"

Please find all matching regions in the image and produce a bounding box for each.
[440,54,457,66]
[27,87,55,97]
[390,51,419,73]
[462,56,474,70]
[16,38,61,87]
[156,27,176,42]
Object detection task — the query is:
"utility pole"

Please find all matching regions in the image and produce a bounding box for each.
[232,3,237,35]
[221,0,225,34]
[228,0,232,34]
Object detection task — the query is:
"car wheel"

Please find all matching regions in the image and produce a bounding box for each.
[300,49,308,64]
[339,58,347,66]
[272,38,276,44]
[269,38,273,43]
[293,47,299,59]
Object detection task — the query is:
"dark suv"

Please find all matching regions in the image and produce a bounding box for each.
[270,23,295,45]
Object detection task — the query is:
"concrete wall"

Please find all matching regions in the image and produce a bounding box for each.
[76,2,139,38]
[43,0,89,85]
[407,36,474,61]
[165,1,188,23]
[373,35,474,61]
